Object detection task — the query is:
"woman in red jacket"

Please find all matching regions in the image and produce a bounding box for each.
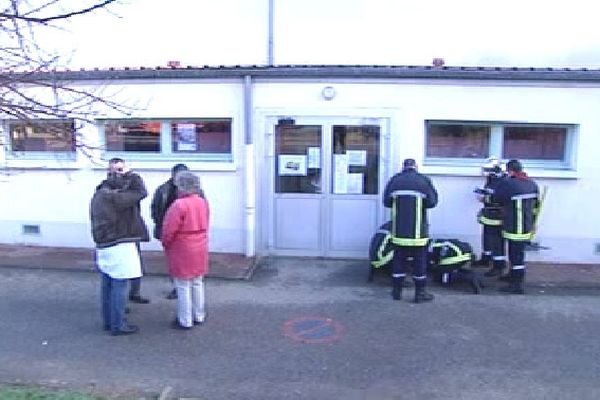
[161,171,210,329]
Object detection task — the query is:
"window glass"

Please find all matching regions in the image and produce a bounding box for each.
[332,125,380,195]
[170,119,232,154]
[105,121,161,152]
[503,126,566,160]
[9,120,75,152]
[275,125,322,194]
[426,123,489,158]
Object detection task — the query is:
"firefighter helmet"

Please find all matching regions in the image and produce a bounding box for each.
[481,157,503,177]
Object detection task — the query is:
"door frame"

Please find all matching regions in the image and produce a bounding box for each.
[258,109,394,258]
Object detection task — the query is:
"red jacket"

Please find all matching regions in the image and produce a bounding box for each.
[161,194,210,279]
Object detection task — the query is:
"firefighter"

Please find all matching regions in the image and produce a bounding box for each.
[383,158,438,303]
[491,159,540,294]
[472,157,509,278]
[367,221,394,282]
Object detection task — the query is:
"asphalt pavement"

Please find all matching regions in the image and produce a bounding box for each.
[1,256,600,399]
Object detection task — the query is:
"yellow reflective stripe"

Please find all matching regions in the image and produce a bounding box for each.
[391,237,429,246]
[478,215,502,226]
[516,198,523,234]
[438,254,472,266]
[437,242,472,265]
[502,231,532,241]
[372,251,393,268]
[415,196,422,238]
[372,234,393,268]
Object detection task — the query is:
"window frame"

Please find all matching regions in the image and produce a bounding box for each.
[4,118,77,161]
[424,120,577,171]
[98,117,234,163]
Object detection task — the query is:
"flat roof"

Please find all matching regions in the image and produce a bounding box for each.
[9,64,600,82]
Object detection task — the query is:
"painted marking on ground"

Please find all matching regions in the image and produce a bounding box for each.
[282,316,343,344]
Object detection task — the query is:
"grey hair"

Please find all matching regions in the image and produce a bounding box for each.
[174,171,202,195]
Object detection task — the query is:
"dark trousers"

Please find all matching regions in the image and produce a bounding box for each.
[392,245,427,283]
[483,225,505,258]
[507,240,526,267]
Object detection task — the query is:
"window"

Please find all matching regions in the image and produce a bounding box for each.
[106,121,161,152]
[101,118,233,162]
[425,120,575,168]
[426,123,489,158]
[7,119,75,155]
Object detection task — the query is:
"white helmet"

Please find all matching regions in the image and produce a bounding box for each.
[481,157,503,177]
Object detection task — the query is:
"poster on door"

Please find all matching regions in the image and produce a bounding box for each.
[279,154,307,176]
[333,154,348,194]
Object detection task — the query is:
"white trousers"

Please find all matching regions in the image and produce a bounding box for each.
[173,276,205,328]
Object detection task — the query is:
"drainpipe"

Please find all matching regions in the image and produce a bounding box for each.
[244,75,256,257]
[267,0,274,65]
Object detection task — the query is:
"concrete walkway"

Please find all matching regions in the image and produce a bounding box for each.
[0,244,259,280]
[0,244,599,288]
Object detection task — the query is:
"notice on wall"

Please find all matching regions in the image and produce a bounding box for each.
[176,123,197,151]
[333,154,349,194]
[346,173,364,194]
[279,154,307,176]
[307,147,321,168]
[346,150,367,166]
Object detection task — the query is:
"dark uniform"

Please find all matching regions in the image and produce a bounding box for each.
[383,158,438,303]
[367,222,394,282]
[427,239,482,294]
[476,170,509,277]
[492,159,539,294]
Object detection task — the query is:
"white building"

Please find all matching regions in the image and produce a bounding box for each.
[0,65,598,263]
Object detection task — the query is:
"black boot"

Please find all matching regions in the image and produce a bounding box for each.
[414,285,434,303]
[499,270,525,295]
[391,277,403,300]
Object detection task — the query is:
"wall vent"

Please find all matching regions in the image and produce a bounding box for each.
[22,224,40,235]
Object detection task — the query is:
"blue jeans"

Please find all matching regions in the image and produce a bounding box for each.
[101,272,128,333]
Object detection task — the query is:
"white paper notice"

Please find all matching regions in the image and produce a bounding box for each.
[176,123,197,151]
[333,154,349,194]
[346,150,367,166]
[346,173,364,194]
[307,147,321,168]
[278,155,308,176]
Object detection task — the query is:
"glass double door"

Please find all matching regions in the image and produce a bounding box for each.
[269,117,386,258]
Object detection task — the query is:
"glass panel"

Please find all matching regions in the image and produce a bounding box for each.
[275,125,322,194]
[105,120,161,152]
[503,126,566,160]
[9,120,75,152]
[426,122,490,158]
[332,125,379,195]
[170,119,232,154]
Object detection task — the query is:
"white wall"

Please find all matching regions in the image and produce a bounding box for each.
[0,80,248,254]
[252,79,600,263]
[1,77,599,263]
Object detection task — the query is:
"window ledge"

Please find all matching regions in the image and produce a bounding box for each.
[91,160,238,172]
[421,165,578,179]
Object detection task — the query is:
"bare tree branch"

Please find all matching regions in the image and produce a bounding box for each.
[0,0,118,24]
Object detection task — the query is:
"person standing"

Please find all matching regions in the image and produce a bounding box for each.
[383,158,438,303]
[107,158,151,304]
[472,157,509,278]
[492,159,540,294]
[161,171,210,329]
[151,163,190,300]
[90,170,147,335]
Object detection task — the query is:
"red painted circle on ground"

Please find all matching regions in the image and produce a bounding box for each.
[282,316,343,344]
